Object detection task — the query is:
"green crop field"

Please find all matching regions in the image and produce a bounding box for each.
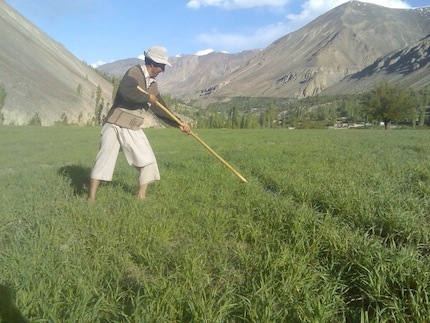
[1,126,429,322]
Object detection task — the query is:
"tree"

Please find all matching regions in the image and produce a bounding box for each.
[53,113,69,126]
[95,85,102,108]
[95,97,105,126]
[28,113,42,126]
[76,83,83,97]
[228,106,239,129]
[0,83,6,125]
[95,85,103,125]
[417,86,430,127]
[267,104,279,128]
[362,80,416,129]
[112,78,120,102]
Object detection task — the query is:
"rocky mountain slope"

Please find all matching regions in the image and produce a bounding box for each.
[323,34,430,94]
[0,1,113,125]
[98,50,261,102]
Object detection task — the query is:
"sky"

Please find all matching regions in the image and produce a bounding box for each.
[5,0,430,66]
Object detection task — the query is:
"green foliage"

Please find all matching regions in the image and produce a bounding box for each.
[94,85,104,126]
[189,84,428,129]
[112,78,120,102]
[76,83,83,97]
[0,127,429,322]
[362,80,417,129]
[95,85,102,108]
[0,83,6,125]
[92,69,121,103]
[0,83,6,109]
[417,84,430,127]
[194,94,368,129]
[78,111,83,124]
[27,113,42,126]
[53,113,70,126]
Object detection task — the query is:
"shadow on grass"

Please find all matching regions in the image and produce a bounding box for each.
[58,164,91,196]
[0,285,28,323]
[58,164,139,197]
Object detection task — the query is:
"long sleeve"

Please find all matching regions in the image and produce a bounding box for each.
[114,75,150,109]
[147,83,182,128]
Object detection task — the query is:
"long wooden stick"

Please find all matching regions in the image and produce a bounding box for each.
[137,85,247,183]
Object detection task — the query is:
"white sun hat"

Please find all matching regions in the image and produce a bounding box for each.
[144,46,172,67]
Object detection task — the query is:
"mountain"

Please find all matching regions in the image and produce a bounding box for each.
[97,58,145,77]
[323,34,430,94]
[194,1,430,102]
[97,50,261,102]
[0,1,113,125]
[99,1,430,106]
[157,50,261,100]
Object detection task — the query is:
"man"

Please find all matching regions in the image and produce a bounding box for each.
[88,45,190,203]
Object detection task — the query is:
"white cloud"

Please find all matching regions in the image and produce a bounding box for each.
[187,0,290,9]
[91,60,105,68]
[195,48,216,55]
[197,22,290,52]
[188,0,412,10]
[287,0,412,25]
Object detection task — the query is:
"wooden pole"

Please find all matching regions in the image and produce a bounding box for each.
[137,85,247,183]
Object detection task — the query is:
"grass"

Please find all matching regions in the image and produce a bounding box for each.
[0,126,429,322]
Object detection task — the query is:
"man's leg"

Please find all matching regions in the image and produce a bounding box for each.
[88,124,121,203]
[137,183,148,200]
[88,179,100,203]
[136,163,160,200]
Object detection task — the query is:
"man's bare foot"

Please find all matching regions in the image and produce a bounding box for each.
[88,179,99,205]
[138,184,148,200]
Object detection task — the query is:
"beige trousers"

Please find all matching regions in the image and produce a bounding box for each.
[91,123,160,185]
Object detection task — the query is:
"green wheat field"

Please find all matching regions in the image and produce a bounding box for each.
[1,126,429,322]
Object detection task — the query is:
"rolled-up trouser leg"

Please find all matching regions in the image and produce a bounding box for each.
[137,162,160,186]
[91,124,121,181]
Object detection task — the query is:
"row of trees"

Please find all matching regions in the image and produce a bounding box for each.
[192,81,429,129]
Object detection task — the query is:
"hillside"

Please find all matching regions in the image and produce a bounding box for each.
[323,34,430,94]
[0,1,113,125]
[98,50,261,102]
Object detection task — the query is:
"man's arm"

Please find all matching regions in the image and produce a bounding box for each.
[118,74,151,107]
[147,84,183,128]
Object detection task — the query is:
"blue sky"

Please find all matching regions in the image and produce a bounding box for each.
[5,0,429,66]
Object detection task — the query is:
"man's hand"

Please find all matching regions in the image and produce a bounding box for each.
[149,94,158,105]
[179,124,191,134]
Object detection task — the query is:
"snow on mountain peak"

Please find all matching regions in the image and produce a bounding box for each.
[195,49,215,56]
[91,60,105,68]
